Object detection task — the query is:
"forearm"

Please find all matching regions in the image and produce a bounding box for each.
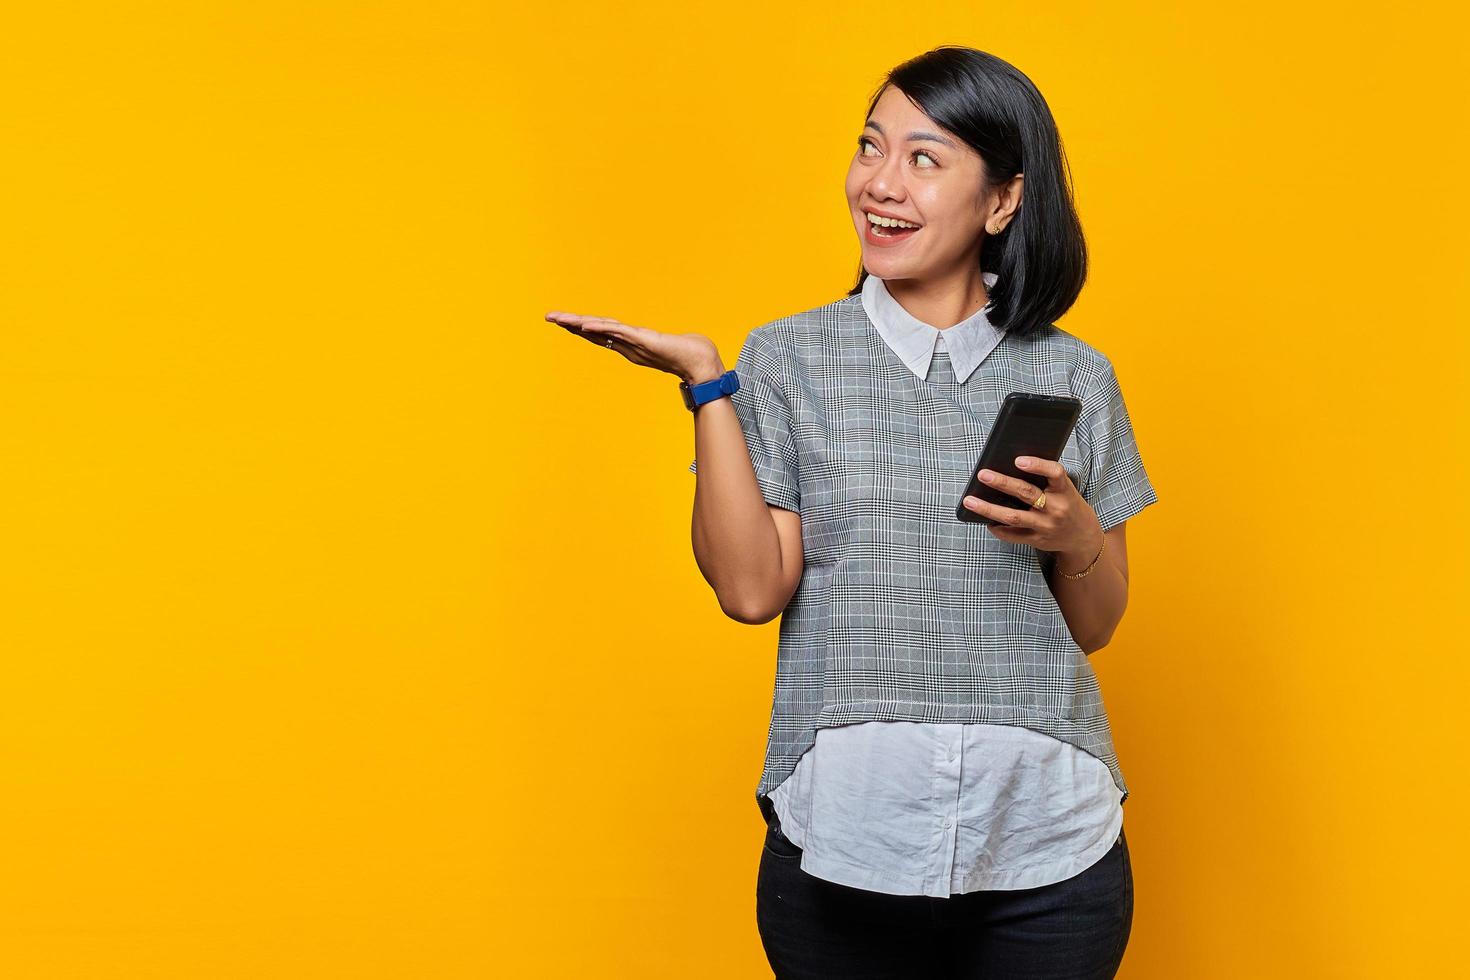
[1046,527,1128,655]
[687,360,787,623]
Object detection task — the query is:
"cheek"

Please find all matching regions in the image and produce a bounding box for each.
[926,217,983,253]
[914,188,980,238]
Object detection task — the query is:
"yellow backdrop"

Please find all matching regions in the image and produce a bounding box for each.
[2,2,1466,977]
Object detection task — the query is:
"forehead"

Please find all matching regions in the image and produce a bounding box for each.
[867,86,938,131]
[863,87,964,153]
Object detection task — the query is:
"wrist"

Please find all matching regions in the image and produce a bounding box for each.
[681,359,726,386]
[1054,524,1105,576]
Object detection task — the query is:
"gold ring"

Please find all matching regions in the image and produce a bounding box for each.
[1031,490,1047,510]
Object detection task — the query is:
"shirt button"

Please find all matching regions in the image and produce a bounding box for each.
[944,817,953,829]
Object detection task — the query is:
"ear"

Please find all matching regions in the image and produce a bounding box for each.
[1000,172,1024,222]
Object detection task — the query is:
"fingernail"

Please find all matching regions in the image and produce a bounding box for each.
[979,470,994,482]
[1016,457,1030,467]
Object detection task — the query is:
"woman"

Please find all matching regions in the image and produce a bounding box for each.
[548,46,1156,980]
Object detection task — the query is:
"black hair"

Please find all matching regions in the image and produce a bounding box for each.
[848,46,1087,341]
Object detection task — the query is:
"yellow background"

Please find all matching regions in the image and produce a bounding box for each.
[2,2,1466,977]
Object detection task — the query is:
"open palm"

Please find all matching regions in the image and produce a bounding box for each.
[545,310,720,382]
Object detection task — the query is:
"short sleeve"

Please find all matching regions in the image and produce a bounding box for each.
[685,330,801,513]
[1077,357,1159,533]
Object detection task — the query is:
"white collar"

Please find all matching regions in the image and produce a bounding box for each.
[859,271,1003,383]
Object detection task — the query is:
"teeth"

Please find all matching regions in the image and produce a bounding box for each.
[867,212,920,229]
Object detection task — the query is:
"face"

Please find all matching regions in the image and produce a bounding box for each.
[845,85,998,282]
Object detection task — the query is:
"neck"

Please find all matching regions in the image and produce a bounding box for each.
[882,270,989,330]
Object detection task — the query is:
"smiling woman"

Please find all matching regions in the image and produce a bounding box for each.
[736,46,1152,980]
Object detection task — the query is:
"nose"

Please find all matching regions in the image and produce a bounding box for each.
[865,149,908,202]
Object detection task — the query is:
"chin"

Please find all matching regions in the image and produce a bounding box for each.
[863,252,910,271]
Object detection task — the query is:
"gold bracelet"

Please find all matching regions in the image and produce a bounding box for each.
[1056,533,1106,580]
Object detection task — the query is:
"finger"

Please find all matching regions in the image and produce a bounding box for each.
[578,319,651,350]
[575,318,626,340]
[1015,456,1070,490]
[569,330,619,348]
[552,318,615,343]
[555,321,602,342]
[961,494,1040,528]
[545,312,624,330]
[976,467,1046,507]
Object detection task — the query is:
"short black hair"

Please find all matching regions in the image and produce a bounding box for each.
[849,46,1088,341]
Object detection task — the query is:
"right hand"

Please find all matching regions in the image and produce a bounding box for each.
[545,310,725,384]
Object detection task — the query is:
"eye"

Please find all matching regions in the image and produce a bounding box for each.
[856,136,938,168]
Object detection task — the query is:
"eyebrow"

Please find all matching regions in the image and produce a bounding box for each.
[863,119,957,149]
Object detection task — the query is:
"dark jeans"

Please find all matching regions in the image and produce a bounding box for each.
[756,816,1133,979]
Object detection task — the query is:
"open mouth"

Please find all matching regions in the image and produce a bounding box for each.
[864,212,922,243]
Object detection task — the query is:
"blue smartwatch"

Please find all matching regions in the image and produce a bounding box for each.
[679,369,740,411]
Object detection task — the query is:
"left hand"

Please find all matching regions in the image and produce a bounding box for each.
[961,456,1102,559]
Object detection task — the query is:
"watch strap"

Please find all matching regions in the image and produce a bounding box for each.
[680,369,740,411]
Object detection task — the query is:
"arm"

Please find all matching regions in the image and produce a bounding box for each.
[1045,355,1158,655]
[1046,521,1130,655]
[686,357,805,625]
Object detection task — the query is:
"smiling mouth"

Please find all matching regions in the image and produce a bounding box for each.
[866,218,921,243]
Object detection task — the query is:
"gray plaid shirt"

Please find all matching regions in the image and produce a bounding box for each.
[688,285,1159,821]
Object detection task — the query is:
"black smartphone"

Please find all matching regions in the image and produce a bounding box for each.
[955,392,1083,524]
